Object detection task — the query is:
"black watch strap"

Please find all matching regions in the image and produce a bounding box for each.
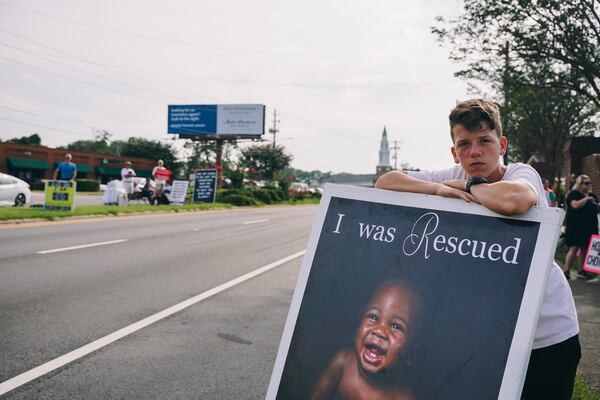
[465,176,488,193]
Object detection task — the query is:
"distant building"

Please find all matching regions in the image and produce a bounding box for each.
[376,126,392,175]
[0,141,155,184]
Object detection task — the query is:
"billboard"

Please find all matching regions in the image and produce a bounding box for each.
[168,104,265,138]
[267,184,563,400]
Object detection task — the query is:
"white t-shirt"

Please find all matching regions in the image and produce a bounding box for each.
[409,163,579,349]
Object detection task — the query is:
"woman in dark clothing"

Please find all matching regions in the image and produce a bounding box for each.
[564,175,598,279]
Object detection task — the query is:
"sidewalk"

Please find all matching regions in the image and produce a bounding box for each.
[568,274,600,395]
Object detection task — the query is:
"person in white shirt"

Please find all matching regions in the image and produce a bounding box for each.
[152,159,168,200]
[120,161,136,198]
[375,99,580,400]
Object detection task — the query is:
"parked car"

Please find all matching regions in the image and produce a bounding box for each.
[0,173,31,206]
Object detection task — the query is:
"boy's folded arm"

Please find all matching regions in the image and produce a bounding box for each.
[469,180,537,215]
[375,171,477,203]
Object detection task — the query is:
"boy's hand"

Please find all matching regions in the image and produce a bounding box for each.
[435,183,479,203]
[442,179,468,191]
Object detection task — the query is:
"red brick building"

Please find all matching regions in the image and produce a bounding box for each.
[0,141,155,184]
[562,137,600,191]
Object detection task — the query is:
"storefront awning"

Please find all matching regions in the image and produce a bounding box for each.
[96,166,122,176]
[8,157,51,170]
[136,170,152,178]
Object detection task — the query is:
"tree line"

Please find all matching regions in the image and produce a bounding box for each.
[433,0,600,186]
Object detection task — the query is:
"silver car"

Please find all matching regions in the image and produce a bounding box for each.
[0,173,31,206]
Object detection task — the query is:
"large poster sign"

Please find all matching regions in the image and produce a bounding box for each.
[170,180,189,205]
[193,169,217,203]
[44,180,76,211]
[167,104,265,138]
[583,234,600,274]
[267,184,563,400]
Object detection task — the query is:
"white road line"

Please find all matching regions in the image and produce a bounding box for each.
[0,250,306,396]
[242,219,271,225]
[36,239,128,254]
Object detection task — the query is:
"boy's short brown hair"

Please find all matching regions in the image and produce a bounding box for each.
[449,99,502,141]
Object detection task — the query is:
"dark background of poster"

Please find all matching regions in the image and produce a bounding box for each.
[276,197,540,399]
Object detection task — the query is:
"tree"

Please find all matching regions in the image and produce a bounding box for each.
[8,133,42,146]
[239,144,292,182]
[433,0,600,107]
[432,0,600,184]
[113,137,180,173]
[66,130,111,153]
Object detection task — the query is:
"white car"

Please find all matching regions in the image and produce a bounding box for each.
[0,173,31,206]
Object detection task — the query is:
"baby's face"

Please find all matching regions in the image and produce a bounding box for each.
[354,285,416,374]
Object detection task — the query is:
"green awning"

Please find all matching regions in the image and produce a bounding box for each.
[8,157,50,170]
[55,162,91,173]
[136,169,152,178]
[96,166,122,176]
[76,164,91,173]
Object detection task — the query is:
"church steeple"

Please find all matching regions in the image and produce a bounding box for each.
[377,126,392,174]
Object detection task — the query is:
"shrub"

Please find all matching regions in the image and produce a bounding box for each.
[263,186,285,201]
[252,189,274,204]
[218,193,257,206]
[75,179,100,192]
[31,181,45,191]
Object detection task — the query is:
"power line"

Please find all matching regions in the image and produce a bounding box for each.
[0,41,190,102]
[0,115,84,137]
[0,54,167,104]
[0,28,202,101]
[0,1,405,61]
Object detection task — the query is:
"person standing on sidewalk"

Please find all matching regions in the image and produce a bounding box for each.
[375,99,580,399]
[53,153,77,181]
[152,159,169,201]
[564,175,599,280]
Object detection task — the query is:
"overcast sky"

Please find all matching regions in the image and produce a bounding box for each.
[0,0,470,174]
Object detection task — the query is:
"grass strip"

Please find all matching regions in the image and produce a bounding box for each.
[0,203,232,221]
[0,197,321,222]
[574,373,600,400]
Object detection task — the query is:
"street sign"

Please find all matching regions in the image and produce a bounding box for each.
[193,169,217,203]
[168,104,265,138]
[44,180,76,211]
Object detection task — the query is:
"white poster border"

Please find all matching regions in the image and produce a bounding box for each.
[266,183,563,400]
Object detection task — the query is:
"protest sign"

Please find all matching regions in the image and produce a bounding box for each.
[170,180,189,205]
[44,180,76,211]
[583,234,600,274]
[267,184,563,400]
[193,169,217,203]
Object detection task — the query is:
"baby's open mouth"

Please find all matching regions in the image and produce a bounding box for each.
[362,343,387,367]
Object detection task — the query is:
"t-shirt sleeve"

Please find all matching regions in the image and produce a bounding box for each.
[407,166,465,183]
[503,164,546,206]
[566,190,583,204]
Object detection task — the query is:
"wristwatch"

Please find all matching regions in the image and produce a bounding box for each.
[465,176,488,193]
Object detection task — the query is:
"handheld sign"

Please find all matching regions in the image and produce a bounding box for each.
[44,180,76,211]
[267,184,563,400]
[170,180,189,205]
[154,168,171,182]
[193,169,217,203]
[583,234,600,275]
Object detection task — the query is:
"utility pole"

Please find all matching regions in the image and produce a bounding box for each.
[390,140,401,170]
[268,109,280,149]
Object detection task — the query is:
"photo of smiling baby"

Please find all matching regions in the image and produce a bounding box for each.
[309,281,421,400]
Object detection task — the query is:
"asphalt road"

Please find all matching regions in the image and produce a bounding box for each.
[0,206,317,399]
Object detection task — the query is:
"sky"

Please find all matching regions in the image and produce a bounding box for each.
[0,0,470,174]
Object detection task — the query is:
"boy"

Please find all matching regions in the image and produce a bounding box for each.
[375,99,580,399]
[310,281,420,400]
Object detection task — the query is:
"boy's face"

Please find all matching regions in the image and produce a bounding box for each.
[354,285,416,374]
[450,123,507,181]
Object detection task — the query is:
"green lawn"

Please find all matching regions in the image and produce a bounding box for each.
[0,197,321,222]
